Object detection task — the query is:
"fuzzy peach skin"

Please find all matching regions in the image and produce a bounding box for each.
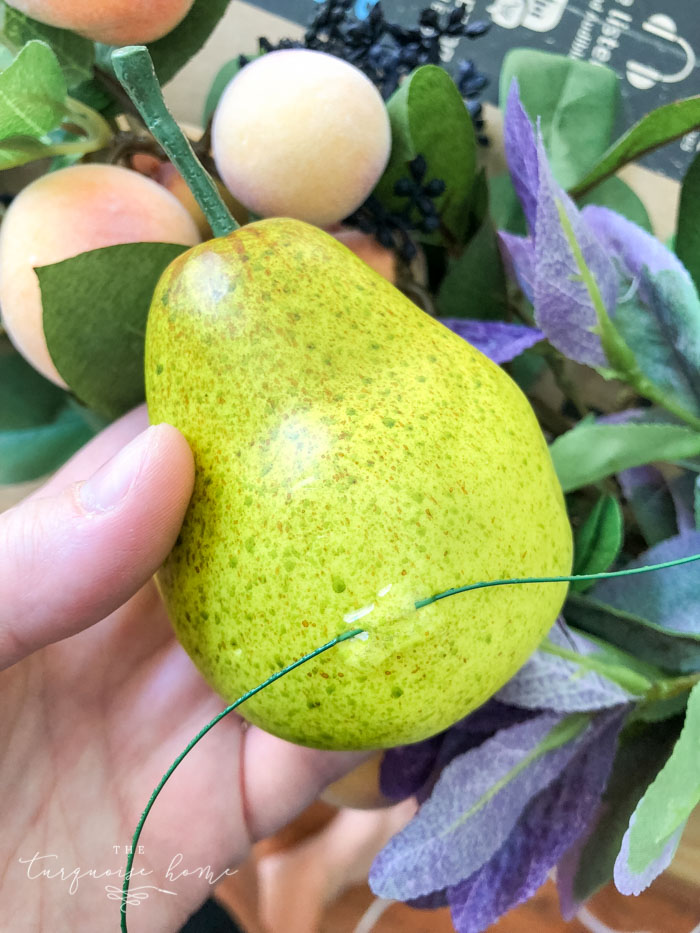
[3,0,194,45]
[327,225,397,283]
[0,163,200,387]
[212,49,391,227]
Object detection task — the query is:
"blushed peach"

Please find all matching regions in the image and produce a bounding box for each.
[4,0,194,45]
[212,49,391,227]
[0,163,200,387]
[327,225,397,283]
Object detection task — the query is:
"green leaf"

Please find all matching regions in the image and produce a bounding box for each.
[551,422,700,493]
[203,53,253,125]
[499,49,619,189]
[0,402,94,484]
[0,40,66,140]
[571,96,700,197]
[147,0,230,86]
[0,338,66,429]
[578,176,652,233]
[373,65,476,244]
[488,174,526,236]
[613,267,700,420]
[436,218,507,320]
[565,593,700,675]
[573,722,681,903]
[572,494,623,592]
[0,1,94,88]
[38,242,189,419]
[624,682,700,877]
[676,151,700,295]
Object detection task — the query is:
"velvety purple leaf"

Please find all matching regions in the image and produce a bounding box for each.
[407,890,449,909]
[555,808,600,921]
[614,813,685,896]
[369,712,592,900]
[583,206,700,415]
[447,709,624,933]
[380,733,443,801]
[418,703,537,804]
[583,204,693,281]
[503,80,539,233]
[380,701,533,802]
[497,231,534,301]
[533,137,618,368]
[496,621,635,712]
[442,319,543,364]
[593,529,700,636]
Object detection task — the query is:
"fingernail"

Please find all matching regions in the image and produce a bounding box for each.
[79,426,158,513]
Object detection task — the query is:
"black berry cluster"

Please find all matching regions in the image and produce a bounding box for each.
[258,1,491,107]
[344,155,446,262]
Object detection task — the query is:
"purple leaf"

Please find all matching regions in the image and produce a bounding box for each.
[533,136,617,368]
[555,808,600,921]
[369,712,591,900]
[583,206,700,415]
[593,529,700,637]
[583,205,693,281]
[442,319,543,364]
[496,620,635,712]
[447,709,625,933]
[419,703,537,804]
[498,231,534,301]
[380,733,444,801]
[503,80,539,233]
[379,701,533,802]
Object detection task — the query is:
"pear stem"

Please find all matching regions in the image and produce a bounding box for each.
[111,46,238,238]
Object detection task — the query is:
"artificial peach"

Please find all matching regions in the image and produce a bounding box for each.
[327,225,397,283]
[4,0,194,45]
[212,49,391,227]
[0,163,200,387]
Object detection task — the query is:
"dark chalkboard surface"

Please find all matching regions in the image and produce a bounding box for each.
[245,0,699,180]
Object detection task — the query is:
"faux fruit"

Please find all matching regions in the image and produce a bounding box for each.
[4,0,194,45]
[327,225,397,283]
[146,218,572,751]
[0,163,200,387]
[212,49,391,227]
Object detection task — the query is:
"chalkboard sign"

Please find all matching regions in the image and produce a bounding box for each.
[247,0,699,180]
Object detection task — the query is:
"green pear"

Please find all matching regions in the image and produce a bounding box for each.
[146,218,572,751]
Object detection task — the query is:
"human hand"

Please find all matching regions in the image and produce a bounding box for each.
[0,408,367,933]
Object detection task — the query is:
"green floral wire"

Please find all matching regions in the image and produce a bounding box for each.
[414,551,700,608]
[120,550,700,929]
[120,627,364,932]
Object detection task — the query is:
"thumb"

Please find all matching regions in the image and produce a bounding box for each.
[0,423,194,670]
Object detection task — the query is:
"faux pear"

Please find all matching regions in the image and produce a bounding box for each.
[146,218,572,751]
